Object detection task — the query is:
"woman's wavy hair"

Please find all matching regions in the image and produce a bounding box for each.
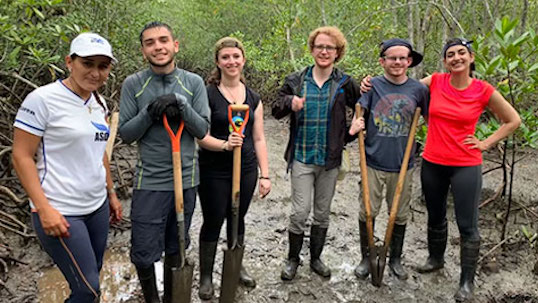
[207,37,246,85]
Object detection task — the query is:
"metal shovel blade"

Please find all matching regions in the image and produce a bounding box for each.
[171,262,194,303]
[370,245,387,287]
[219,245,244,303]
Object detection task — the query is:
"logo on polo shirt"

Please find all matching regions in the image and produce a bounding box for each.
[91,121,110,141]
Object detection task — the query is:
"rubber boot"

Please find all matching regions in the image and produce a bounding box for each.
[417,222,448,273]
[162,254,179,303]
[198,241,218,300]
[354,220,373,279]
[280,231,304,280]
[135,265,160,303]
[454,238,480,302]
[310,225,331,278]
[237,235,256,288]
[389,224,408,280]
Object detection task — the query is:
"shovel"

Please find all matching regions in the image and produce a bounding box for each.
[356,104,379,286]
[358,105,421,287]
[163,114,194,303]
[219,104,250,303]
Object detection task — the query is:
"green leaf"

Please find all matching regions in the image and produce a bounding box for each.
[32,7,44,20]
[529,62,538,73]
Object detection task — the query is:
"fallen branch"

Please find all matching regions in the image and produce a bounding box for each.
[0,253,28,265]
[478,231,518,264]
[0,185,26,206]
[479,181,505,208]
[0,222,34,239]
[514,201,538,219]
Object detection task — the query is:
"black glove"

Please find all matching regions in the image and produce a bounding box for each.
[164,104,181,121]
[147,94,177,121]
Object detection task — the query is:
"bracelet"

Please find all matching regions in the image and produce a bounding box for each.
[221,140,228,151]
[259,176,270,180]
[107,184,117,195]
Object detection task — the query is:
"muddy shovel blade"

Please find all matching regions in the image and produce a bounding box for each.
[219,246,244,303]
[171,263,194,303]
[371,246,387,287]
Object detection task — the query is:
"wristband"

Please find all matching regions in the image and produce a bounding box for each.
[259,176,270,180]
[107,185,117,195]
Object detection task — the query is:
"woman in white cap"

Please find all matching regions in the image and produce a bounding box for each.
[12,32,122,302]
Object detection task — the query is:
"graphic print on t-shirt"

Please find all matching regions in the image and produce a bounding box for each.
[91,121,110,142]
[373,93,415,137]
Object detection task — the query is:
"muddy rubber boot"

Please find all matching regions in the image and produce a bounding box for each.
[310,225,331,278]
[135,265,160,303]
[280,231,304,280]
[417,222,448,273]
[237,235,256,288]
[354,220,373,279]
[162,254,179,303]
[198,241,218,300]
[389,224,408,280]
[454,238,480,302]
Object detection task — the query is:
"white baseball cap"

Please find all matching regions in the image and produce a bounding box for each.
[69,32,117,63]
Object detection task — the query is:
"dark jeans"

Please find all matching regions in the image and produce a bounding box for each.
[32,199,109,303]
[421,159,481,241]
[198,168,257,242]
[130,188,196,267]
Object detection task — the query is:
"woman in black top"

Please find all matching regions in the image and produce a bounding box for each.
[196,37,271,300]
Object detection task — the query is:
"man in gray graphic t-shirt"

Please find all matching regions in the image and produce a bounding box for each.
[349,38,429,281]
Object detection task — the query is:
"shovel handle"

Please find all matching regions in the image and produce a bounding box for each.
[163,115,188,267]
[356,104,375,249]
[163,115,185,212]
[383,107,421,249]
[228,104,250,248]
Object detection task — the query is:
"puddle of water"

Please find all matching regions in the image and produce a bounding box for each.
[38,248,164,302]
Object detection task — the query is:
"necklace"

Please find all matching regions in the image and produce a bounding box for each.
[220,83,244,105]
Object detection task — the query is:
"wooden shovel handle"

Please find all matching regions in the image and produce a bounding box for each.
[356,104,375,249]
[105,112,119,162]
[383,107,421,249]
[163,115,185,214]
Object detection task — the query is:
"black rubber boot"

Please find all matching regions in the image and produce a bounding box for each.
[162,254,179,303]
[280,231,304,280]
[237,235,256,288]
[454,238,480,302]
[389,224,408,280]
[198,241,218,300]
[417,222,448,273]
[310,225,331,278]
[135,264,160,303]
[354,220,373,279]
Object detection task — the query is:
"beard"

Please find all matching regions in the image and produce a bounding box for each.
[147,56,174,68]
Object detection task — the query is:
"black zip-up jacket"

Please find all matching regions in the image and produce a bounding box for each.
[272,66,360,171]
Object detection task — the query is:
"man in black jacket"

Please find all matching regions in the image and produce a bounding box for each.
[272,26,359,280]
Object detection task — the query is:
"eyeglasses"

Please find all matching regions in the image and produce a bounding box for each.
[383,56,410,62]
[313,44,338,52]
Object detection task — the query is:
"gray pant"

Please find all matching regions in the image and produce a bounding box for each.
[289,160,339,234]
[359,166,413,225]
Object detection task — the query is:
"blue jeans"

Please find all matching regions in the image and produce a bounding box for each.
[32,199,109,303]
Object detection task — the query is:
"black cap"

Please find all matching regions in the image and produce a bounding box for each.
[379,38,423,68]
[442,38,474,58]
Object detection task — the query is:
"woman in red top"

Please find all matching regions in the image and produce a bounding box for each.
[417,38,520,302]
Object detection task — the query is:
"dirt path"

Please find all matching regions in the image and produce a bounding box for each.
[2,115,538,303]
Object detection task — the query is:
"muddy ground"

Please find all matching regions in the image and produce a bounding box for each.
[1,115,538,303]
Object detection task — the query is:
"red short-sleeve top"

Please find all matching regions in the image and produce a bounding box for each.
[422,73,495,166]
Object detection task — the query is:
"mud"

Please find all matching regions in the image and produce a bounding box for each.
[2,116,538,303]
